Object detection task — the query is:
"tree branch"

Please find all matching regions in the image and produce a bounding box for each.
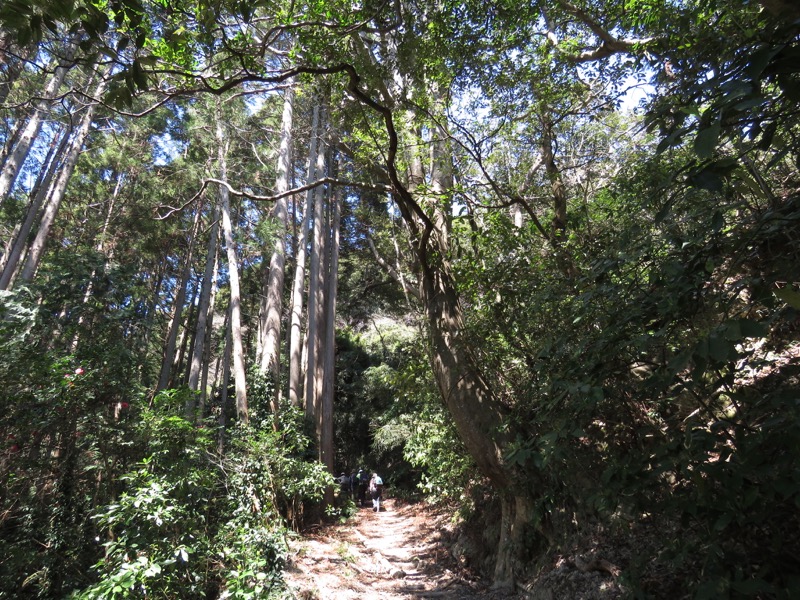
[156,176,391,220]
[366,232,420,300]
[419,102,552,241]
[148,59,437,279]
[544,1,655,63]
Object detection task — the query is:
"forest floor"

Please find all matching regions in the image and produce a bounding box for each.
[281,497,521,599]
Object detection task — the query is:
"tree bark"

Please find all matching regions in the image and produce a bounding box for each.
[289,102,319,408]
[187,206,220,396]
[216,304,233,452]
[158,208,201,392]
[320,180,341,485]
[540,113,568,236]
[304,98,328,426]
[0,39,77,206]
[259,85,294,413]
[19,73,107,283]
[0,124,68,289]
[215,102,248,423]
[0,126,62,274]
[176,285,197,386]
[197,251,220,422]
[419,224,533,590]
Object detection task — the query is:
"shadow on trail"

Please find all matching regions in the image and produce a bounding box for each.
[283,498,517,599]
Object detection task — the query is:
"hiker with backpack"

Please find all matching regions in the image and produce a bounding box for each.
[337,472,350,497]
[369,472,383,512]
[356,468,369,507]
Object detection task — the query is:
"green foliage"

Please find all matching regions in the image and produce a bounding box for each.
[71,390,331,599]
[402,405,475,503]
[0,283,146,598]
[75,469,213,599]
[1,0,799,596]
[70,392,215,599]
[368,330,476,502]
[213,409,330,597]
[332,325,409,475]
[0,280,332,599]
[447,116,800,589]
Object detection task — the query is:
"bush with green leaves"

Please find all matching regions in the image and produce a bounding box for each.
[367,333,477,502]
[71,389,332,599]
[211,398,332,597]
[447,137,800,594]
[0,285,146,598]
[71,390,217,599]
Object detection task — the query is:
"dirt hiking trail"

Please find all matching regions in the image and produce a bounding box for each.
[282,498,518,599]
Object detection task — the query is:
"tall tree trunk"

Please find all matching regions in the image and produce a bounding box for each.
[216,304,233,453]
[540,113,567,236]
[430,110,453,243]
[304,98,328,425]
[0,112,25,175]
[320,181,341,487]
[215,102,248,423]
[0,40,77,206]
[420,264,533,588]
[19,74,107,283]
[259,85,294,413]
[362,60,537,578]
[284,187,297,384]
[0,124,68,288]
[197,249,221,422]
[187,205,220,398]
[176,284,198,386]
[158,208,201,392]
[289,103,320,408]
[406,108,536,589]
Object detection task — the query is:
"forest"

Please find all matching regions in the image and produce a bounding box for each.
[0,0,798,597]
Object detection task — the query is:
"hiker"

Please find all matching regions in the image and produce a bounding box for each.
[369,472,383,512]
[349,470,358,501]
[337,472,350,497]
[356,468,368,507]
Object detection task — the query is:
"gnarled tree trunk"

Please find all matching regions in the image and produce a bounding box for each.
[421,264,534,588]
[400,98,538,589]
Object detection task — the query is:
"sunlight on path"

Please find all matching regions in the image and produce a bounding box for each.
[282,498,511,599]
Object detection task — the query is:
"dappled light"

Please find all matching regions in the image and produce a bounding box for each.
[0,0,798,597]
